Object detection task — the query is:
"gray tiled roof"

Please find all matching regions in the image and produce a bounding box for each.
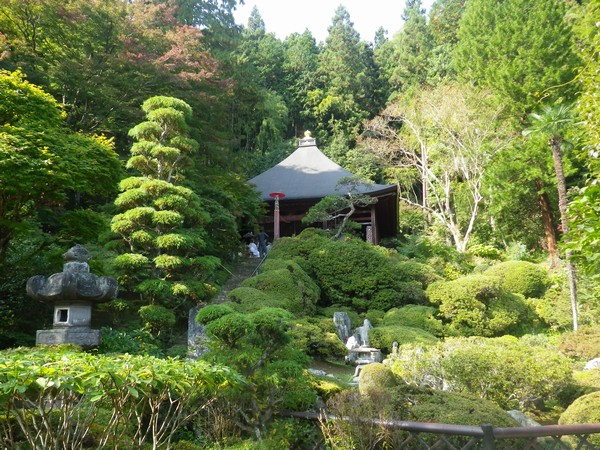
[249,135,394,201]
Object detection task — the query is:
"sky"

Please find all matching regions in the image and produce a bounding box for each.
[232,0,434,43]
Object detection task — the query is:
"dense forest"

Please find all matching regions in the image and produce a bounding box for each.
[0,0,599,448]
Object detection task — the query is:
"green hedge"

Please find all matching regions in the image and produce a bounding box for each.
[484,261,549,298]
[368,325,439,353]
[559,391,600,447]
[426,274,535,336]
[241,260,319,316]
[382,305,444,336]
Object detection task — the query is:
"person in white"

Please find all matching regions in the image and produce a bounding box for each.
[248,240,260,258]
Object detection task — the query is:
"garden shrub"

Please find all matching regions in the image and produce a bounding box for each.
[387,336,577,410]
[558,325,600,360]
[241,261,319,316]
[573,369,600,393]
[290,319,348,359]
[322,385,516,450]
[364,309,385,326]
[138,304,176,334]
[382,305,444,336]
[394,260,442,287]
[368,325,438,353]
[309,238,426,311]
[204,313,255,348]
[558,391,600,447]
[484,260,549,298]
[397,386,517,427]
[0,346,240,450]
[196,304,236,324]
[426,274,534,337]
[266,228,330,274]
[227,287,284,313]
[99,327,163,356]
[358,363,399,397]
[535,281,574,330]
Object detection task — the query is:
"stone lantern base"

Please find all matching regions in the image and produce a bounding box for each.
[36,327,101,348]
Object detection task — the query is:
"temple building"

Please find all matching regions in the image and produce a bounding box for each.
[248,132,398,244]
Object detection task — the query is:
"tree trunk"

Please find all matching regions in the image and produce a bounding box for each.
[550,136,578,331]
[535,179,559,268]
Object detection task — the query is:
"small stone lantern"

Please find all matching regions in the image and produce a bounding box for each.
[26,245,118,348]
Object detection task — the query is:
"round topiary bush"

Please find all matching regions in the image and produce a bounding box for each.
[403,387,518,427]
[241,260,319,316]
[369,325,438,353]
[227,286,283,313]
[358,363,399,397]
[290,319,348,359]
[559,391,600,447]
[426,274,534,337]
[484,261,549,298]
[382,305,444,337]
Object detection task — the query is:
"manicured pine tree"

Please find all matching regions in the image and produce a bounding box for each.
[111,96,220,318]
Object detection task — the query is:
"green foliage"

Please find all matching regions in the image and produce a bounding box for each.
[241,260,319,316]
[98,327,163,357]
[426,274,535,336]
[310,237,427,311]
[483,261,550,298]
[573,369,600,394]
[454,0,578,118]
[289,318,348,359]
[196,304,236,325]
[0,345,241,449]
[205,313,255,349]
[382,305,444,336]
[369,325,439,353]
[535,278,576,331]
[358,363,399,397]
[139,304,177,335]
[558,326,600,361]
[227,287,282,313]
[322,384,516,449]
[199,306,315,439]
[111,97,221,315]
[0,70,121,259]
[388,336,577,410]
[401,387,517,427]
[566,1,600,282]
[559,391,600,447]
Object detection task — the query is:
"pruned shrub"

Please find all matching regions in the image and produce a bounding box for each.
[368,325,438,353]
[398,387,517,427]
[559,391,600,447]
[426,274,535,337]
[138,304,176,334]
[309,238,427,311]
[382,305,444,337]
[227,287,283,313]
[204,313,255,348]
[558,326,600,360]
[241,260,319,316]
[387,336,577,410]
[196,303,235,325]
[484,261,550,298]
[358,363,399,397]
[290,319,348,359]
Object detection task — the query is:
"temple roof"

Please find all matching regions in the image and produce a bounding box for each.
[249,133,395,201]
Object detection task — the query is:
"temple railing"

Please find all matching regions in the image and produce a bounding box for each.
[283,410,600,449]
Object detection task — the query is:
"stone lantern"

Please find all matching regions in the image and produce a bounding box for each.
[26,244,118,348]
